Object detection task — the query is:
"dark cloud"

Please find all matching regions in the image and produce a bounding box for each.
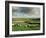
[12,7,33,13]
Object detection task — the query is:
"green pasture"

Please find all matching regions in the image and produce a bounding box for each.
[12,18,40,31]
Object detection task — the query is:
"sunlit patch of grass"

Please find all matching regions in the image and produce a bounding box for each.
[12,23,40,31]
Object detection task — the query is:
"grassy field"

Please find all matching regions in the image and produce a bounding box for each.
[12,18,40,31]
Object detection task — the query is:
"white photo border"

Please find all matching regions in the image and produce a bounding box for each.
[9,3,43,35]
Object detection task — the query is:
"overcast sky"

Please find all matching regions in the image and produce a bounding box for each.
[12,6,40,18]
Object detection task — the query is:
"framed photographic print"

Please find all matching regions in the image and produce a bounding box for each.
[5,1,45,37]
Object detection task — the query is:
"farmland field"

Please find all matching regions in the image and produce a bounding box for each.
[12,18,40,31]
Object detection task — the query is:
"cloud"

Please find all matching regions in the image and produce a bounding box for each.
[12,7,40,18]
